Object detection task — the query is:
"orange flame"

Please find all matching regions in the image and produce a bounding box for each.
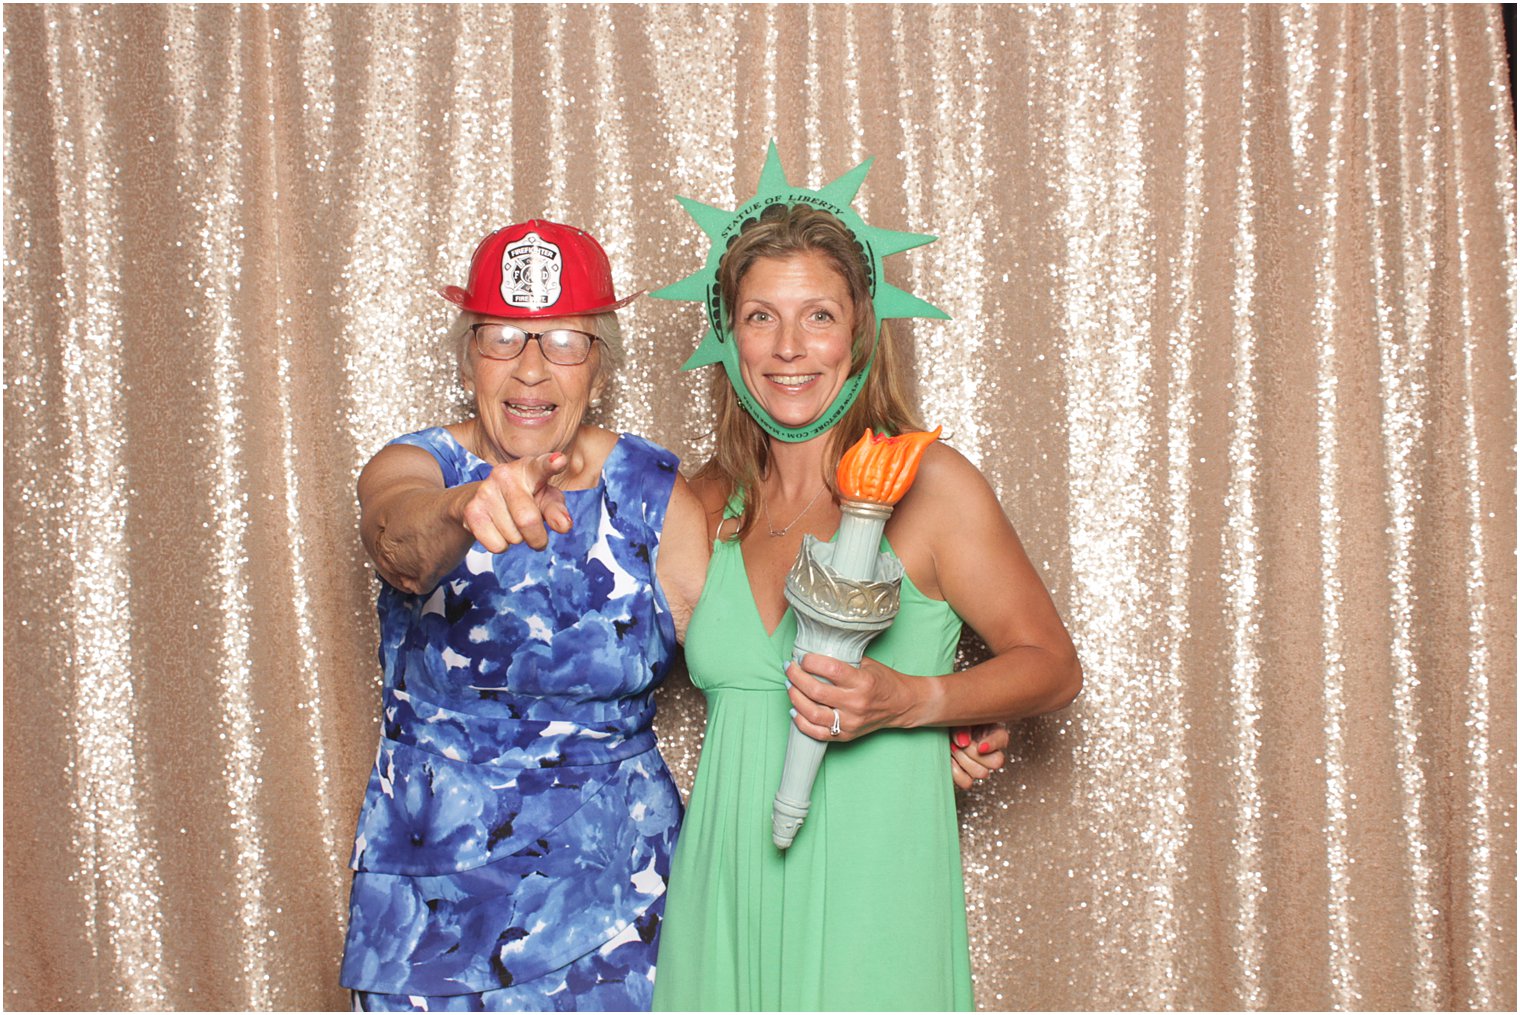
[835,426,942,505]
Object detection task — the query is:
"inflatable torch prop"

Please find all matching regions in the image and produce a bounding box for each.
[772,426,942,849]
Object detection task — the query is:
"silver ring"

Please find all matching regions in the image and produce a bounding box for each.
[829,708,842,737]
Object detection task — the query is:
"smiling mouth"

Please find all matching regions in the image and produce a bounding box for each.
[504,400,557,419]
[766,373,821,387]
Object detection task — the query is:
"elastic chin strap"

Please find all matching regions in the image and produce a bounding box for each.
[728,337,876,443]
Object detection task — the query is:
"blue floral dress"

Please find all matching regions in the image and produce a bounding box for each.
[340,428,684,1012]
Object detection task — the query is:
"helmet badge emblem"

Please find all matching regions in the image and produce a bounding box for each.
[501,232,562,309]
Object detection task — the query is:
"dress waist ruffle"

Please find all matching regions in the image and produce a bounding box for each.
[382,685,658,767]
[352,688,659,876]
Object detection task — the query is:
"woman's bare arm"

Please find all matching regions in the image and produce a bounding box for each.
[785,444,1082,739]
[358,443,571,595]
[656,473,711,644]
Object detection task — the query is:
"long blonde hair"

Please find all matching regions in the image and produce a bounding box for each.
[695,203,923,539]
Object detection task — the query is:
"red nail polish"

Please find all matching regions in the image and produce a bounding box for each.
[954,731,971,749]
[978,741,991,754]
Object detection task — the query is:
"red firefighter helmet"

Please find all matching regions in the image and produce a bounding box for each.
[439,220,641,318]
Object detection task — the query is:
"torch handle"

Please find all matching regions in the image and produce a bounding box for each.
[774,642,852,850]
[830,500,893,577]
[773,725,827,849]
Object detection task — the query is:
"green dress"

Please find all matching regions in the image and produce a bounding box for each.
[653,514,974,1011]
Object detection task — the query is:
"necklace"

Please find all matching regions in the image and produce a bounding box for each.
[763,484,827,537]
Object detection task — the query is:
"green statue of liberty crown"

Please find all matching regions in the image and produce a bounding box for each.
[652,140,949,443]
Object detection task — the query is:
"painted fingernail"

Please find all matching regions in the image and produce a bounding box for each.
[978,741,991,754]
[789,707,798,718]
[954,731,971,749]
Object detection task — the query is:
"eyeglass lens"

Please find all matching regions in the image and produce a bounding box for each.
[474,325,594,365]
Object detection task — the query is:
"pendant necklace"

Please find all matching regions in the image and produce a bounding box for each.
[763,485,826,537]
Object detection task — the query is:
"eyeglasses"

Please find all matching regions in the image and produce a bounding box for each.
[470,323,599,365]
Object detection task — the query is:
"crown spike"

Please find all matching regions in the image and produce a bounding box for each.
[757,139,791,194]
[681,328,726,369]
[868,225,938,258]
[649,269,709,303]
[675,195,737,241]
[816,156,874,206]
[875,282,950,322]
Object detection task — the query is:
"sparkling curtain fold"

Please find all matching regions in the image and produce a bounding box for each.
[3,4,1514,1011]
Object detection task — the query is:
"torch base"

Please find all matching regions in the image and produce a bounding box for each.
[771,795,809,849]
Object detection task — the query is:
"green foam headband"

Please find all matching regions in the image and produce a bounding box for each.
[653,140,949,443]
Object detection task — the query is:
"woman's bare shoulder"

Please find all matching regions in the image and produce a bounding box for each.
[688,472,728,510]
[688,471,732,541]
[359,440,446,501]
[902,440,991,507]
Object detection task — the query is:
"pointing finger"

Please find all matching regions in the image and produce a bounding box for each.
[515,451,569,496]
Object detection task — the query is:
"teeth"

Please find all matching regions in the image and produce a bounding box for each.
[770,375,818,385]
[506,402,554,417]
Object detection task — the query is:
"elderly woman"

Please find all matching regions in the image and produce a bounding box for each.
[338,220,709,1011]
[649,151,1082,1011]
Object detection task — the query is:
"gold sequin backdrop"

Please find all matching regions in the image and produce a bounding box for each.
[2,3,1514,1010]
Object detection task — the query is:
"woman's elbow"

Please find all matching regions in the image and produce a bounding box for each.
[1047,647,1083,712]
[384,571,435,597]
[371,529,434,597]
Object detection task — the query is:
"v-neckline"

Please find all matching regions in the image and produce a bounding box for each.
[732,536,796,643]
[727,525,920,643]
[721,493,913,644]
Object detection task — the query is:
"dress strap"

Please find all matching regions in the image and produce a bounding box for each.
[715,489,746,543]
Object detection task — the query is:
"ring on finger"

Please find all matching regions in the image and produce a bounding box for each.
[829,708,842,737]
